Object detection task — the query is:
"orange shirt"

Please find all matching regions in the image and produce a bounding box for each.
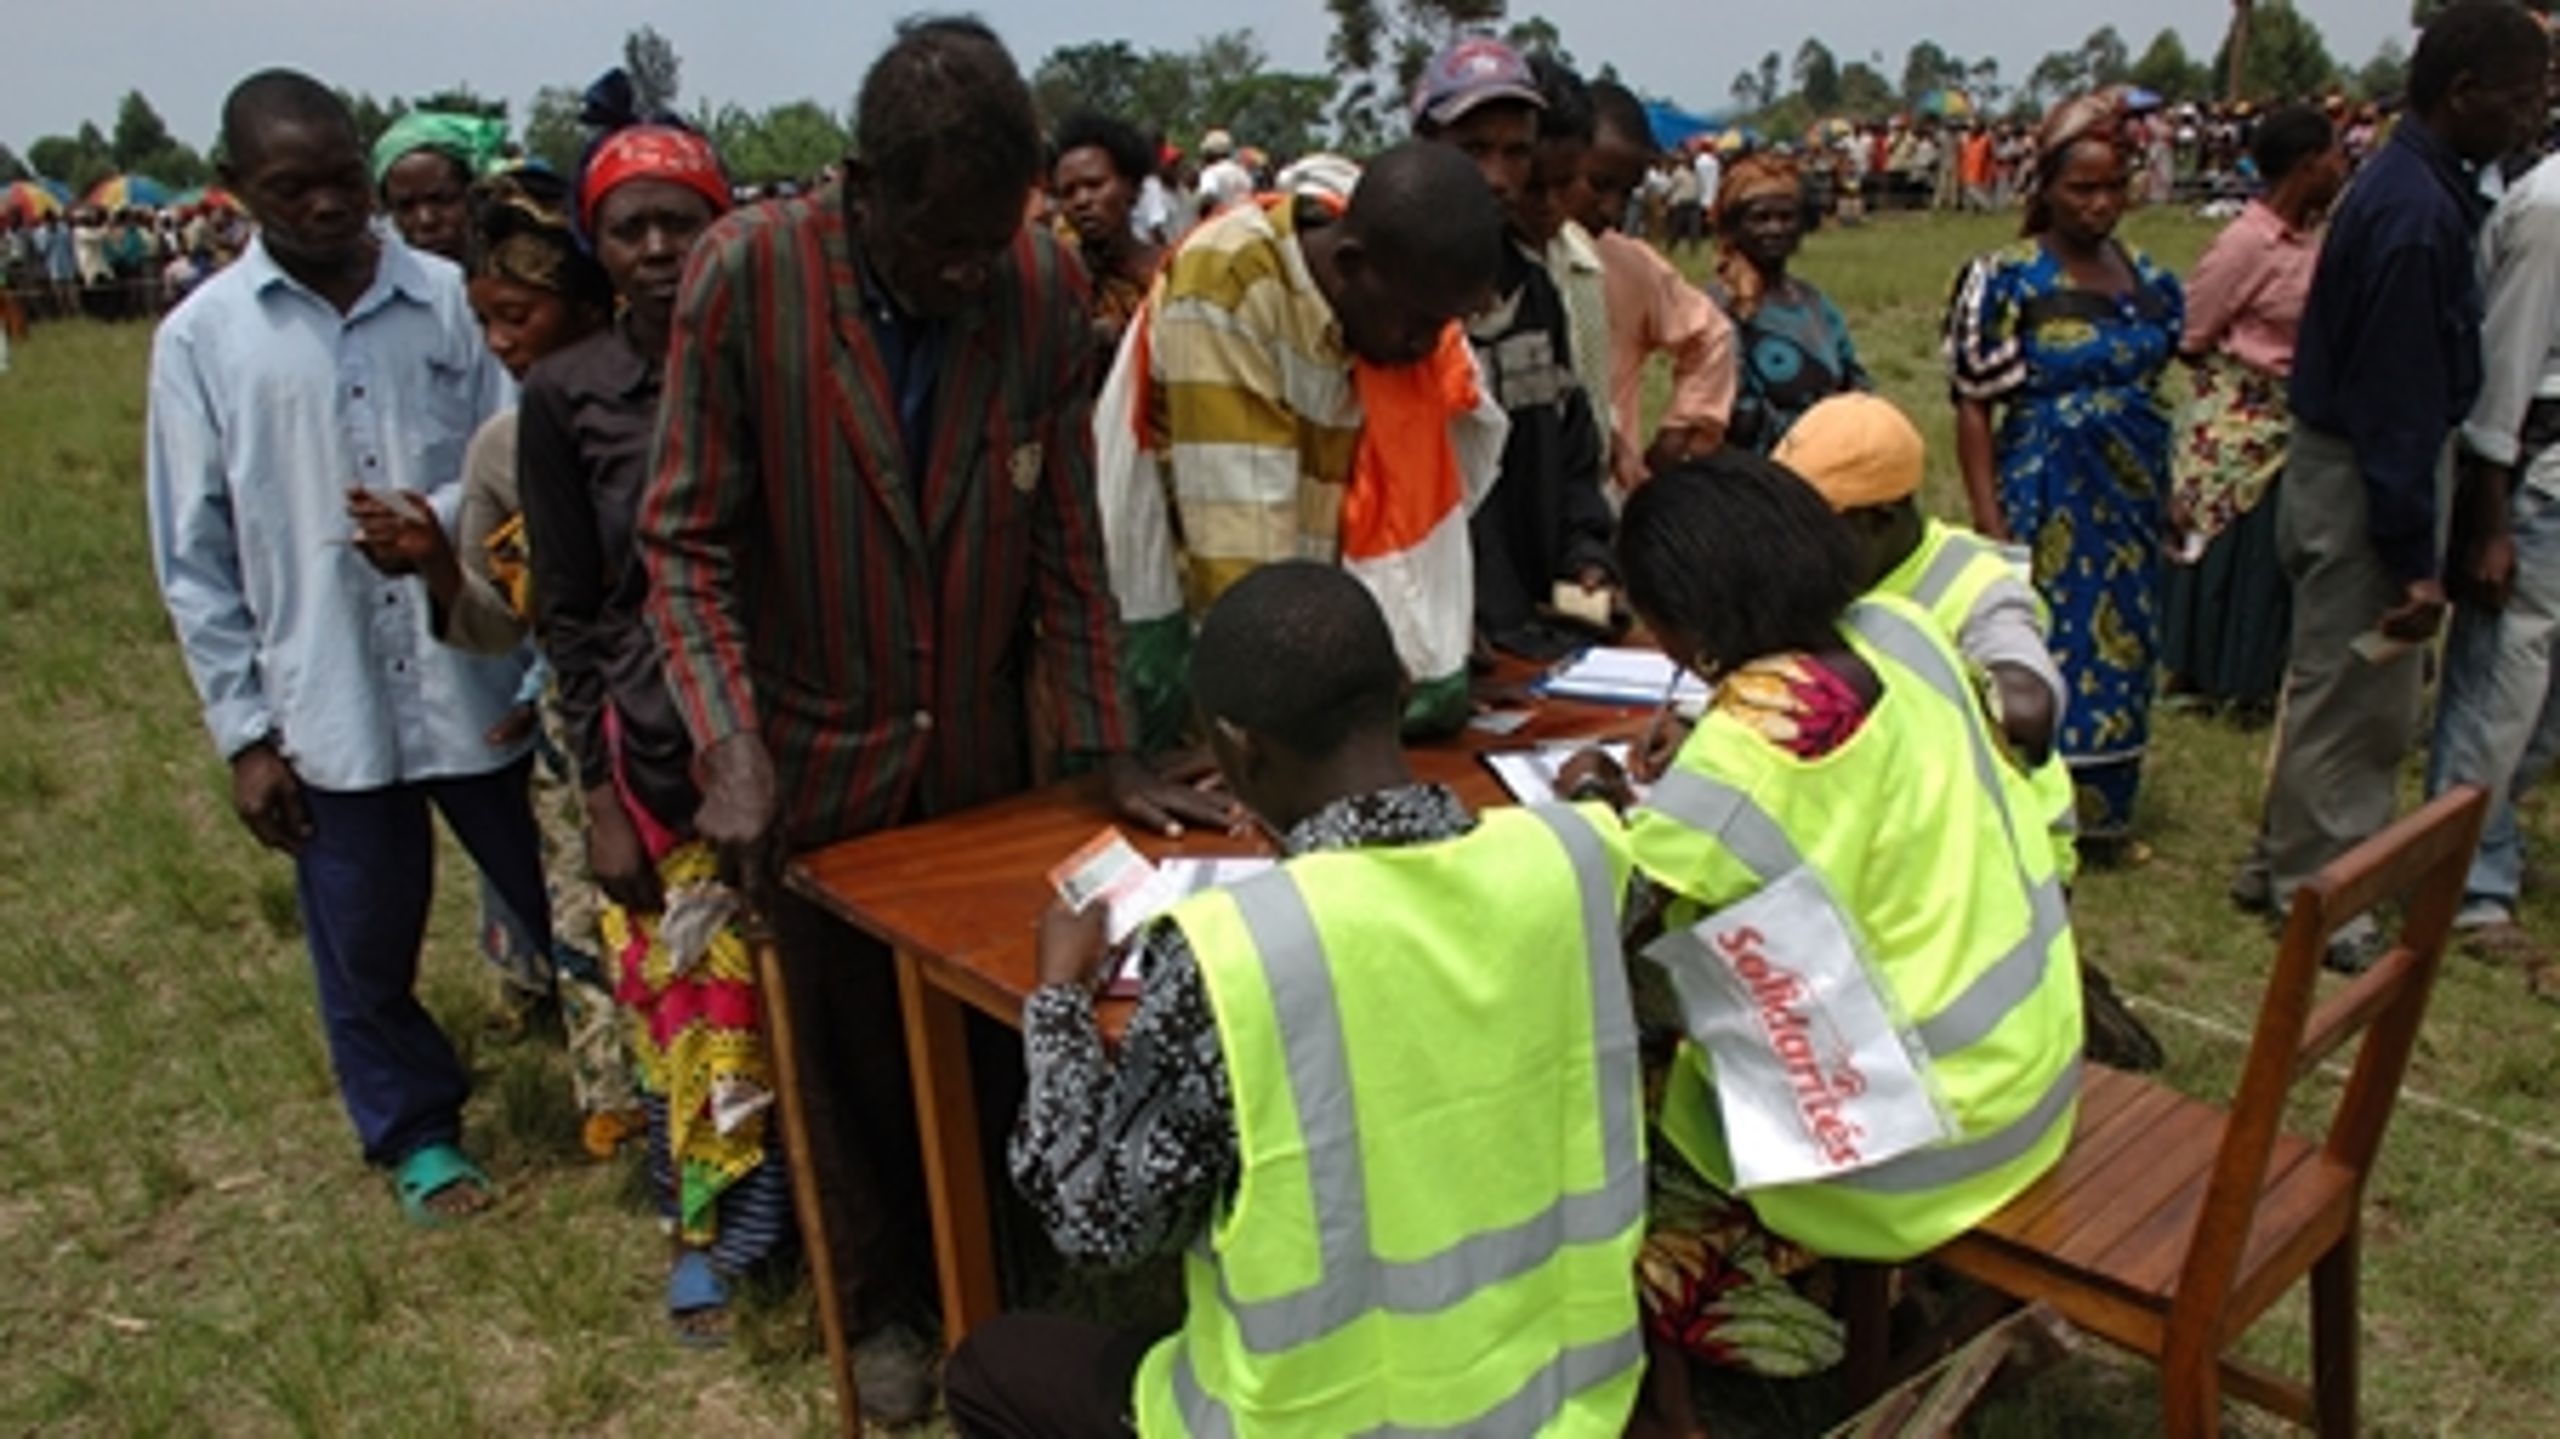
[1960,133,1996,188]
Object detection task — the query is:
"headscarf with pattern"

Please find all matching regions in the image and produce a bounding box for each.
[571,68,731,243]
[2025,88,2133,235]
[1712,153,1803,323]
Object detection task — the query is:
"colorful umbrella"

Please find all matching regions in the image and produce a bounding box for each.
[34,177,71,204]
[84,174,173,211]
[1,180,62,221]
[1919,89,1975,120]
[170,184,243,212]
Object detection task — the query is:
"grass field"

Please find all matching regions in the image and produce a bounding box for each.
[4,209,2556,1437]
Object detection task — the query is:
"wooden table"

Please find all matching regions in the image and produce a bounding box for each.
[782,682,1646,1379]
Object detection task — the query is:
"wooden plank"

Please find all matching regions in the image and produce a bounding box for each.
[2037,1096,2230,1270]
[1989,1077,2193,1246]
[896,949,1002,1347]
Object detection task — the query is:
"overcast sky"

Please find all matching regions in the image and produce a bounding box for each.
[7,0,2418,155]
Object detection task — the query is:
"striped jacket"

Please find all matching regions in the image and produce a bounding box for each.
[640,187,1131,849]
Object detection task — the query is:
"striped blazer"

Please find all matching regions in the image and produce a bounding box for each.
[640,186,1131,850]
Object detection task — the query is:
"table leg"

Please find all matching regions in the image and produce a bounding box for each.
[751,928,861,1435]
[896,947,1002,1348]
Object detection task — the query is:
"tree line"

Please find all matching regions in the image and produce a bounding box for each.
[3,2,2527,200]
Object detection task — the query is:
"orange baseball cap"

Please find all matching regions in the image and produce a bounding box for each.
[1774,393,1927,511]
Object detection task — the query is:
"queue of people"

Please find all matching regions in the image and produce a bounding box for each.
[134,1,2556,1432]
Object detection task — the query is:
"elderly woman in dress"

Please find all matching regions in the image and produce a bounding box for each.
[1707,153,1870,455]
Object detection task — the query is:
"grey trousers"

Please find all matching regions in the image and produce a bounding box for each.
[2250,426,2453,900]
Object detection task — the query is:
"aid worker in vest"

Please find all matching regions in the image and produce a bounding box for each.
[1772,393,2163,1072]
[945,560,1649,1437]
[1566,450,2082,1269]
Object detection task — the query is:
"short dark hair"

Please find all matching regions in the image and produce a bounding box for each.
[220,69,357,168]
[1191,562,1405,759]
[1052,109,1153,187]
[1618,452,1862,673]
[1341,140,1504,300]
[1588,79,1656,152]
[2252,104,2335,182]
[1529,55,1594,146]
[856,15,1041,204]
[2409,0,2550,112]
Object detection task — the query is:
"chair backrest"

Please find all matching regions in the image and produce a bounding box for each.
[2165,785,2488,1338]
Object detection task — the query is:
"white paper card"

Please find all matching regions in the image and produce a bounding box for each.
[1652,867,1954,1191]
[1105,857,1276,950]
[1485,742,1641,807]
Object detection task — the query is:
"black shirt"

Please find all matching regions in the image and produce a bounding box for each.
[517,325,698,830]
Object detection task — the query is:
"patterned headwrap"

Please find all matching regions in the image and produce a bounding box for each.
[2025,88,2133,235]
[469,168,608,309]
[572,68,731,242]
[1712,154,1803,323]
[371,111,509,188]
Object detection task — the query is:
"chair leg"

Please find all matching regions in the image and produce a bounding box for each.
[2161,1339,2226,1439]
[2311,1222,2361,1439]
[1841,1262,1894,1409]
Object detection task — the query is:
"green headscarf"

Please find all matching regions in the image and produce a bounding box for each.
[371,111,508,187]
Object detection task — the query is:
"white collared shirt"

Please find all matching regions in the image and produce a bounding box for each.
[146,233,528,789]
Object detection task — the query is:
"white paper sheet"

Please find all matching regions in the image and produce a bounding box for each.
[1483,742,1640,807]
[1542,647,1709,708]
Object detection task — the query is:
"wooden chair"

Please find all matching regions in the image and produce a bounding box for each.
[1842,785,2488,1437]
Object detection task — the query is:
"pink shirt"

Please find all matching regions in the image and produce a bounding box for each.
[2181,199,2322,379]
[1596,229,1737,491]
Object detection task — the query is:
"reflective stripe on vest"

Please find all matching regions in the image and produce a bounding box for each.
[1172,1327,1646,1439]
[1641,599,2075,1189]
[1906,529,2037,621]
[1202,803,1643,1358]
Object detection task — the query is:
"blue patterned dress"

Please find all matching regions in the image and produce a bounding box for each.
[1945,240,2183,841]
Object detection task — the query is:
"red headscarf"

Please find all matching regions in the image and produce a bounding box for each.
[577,125,730,237]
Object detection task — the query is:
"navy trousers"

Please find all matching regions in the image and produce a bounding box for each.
[293,758,549,1166]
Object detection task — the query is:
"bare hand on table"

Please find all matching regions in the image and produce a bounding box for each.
[1555,747,1641,812]
[1106,752,1243,839]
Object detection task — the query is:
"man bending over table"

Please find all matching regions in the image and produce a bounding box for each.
[946,561,1649,1436]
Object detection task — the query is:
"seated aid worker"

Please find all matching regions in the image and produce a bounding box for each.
[947,561,1649,1438]
[1096,141,1509,746]
[1575,453,2082,1266]
[1771,394,2080,875]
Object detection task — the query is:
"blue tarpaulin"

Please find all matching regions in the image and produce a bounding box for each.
[1642,100,1736,150]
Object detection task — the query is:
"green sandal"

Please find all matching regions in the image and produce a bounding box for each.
[392,1143,495,1228]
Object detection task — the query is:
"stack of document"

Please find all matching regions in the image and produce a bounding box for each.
[1541,647,1708,709]
[1105,857,1276,995]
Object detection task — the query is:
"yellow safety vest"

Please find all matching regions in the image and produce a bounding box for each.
[1635,596,2084,1262]
[1877,519,2081,879]
[1136,804,1646,1437]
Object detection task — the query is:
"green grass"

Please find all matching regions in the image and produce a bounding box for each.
[5,210,2557,1436]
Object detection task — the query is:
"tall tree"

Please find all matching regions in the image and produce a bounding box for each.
[30,125,115,192]
[0,145,26,183]
[1838,61,1896,116]
[110,91,175,172]
[625,25,683,117]
[1502,14,1572,68]
[2129,29,2209,100]
[2356,38,2410,101]
[2080,26,2132,88]
[413,85,507,121]
[2213,0,2339,102]
[1032,40,1149,125]
[1966,56,2007,114]
[338,90,408,154]
[1757,51,1785,113]
[723,100,850,184]
[1796,39,1843,112]
[1324,0,1505,151]
[523,86,586,175]
[1900,40,1963,106]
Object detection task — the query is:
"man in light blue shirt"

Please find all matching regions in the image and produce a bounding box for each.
[145,70,546,1222]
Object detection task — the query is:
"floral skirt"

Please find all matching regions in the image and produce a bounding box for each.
[601,841,775,1246]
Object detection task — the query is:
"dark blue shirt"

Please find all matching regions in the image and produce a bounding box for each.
[2289,118,2490,584]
